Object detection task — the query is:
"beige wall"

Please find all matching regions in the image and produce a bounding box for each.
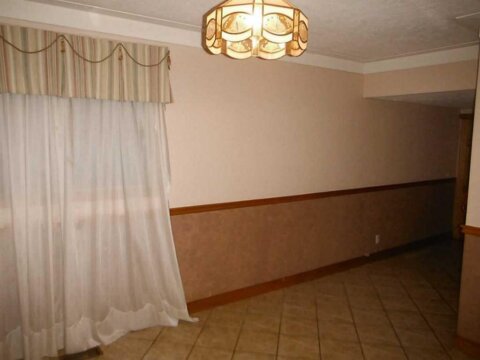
[457,53,480,350]
[364,60,478,98]
[458,234,480,344]
[466,60,480,226]
[466,119,480,227]
[166,45,460,208]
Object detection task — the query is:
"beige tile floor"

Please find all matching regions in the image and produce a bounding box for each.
[95,241,478,360]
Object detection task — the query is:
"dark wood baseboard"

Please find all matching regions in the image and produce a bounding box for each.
[187,233,449,313]
[456,336,480,359]
[171,178,455,216]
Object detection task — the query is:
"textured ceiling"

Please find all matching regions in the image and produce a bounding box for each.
[456,11,480,31]
[379,90,476,110]
[32,0,480,62]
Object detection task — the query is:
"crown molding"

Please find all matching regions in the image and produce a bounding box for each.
[30,0,201,31]
[1,0,478,75]
[363,45,479,74]
[0,0,200,48]
[282,52,364,74]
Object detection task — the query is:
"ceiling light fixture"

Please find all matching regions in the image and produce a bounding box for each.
[204,0,308,60]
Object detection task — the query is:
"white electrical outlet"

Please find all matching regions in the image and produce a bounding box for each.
[375,234,381,245]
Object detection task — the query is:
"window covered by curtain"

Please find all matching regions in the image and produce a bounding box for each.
[0,25,191,360]
[0,94,192,360]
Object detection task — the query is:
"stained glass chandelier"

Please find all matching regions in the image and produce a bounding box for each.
[204,0,308,60]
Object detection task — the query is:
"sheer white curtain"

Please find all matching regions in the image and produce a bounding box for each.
[0,93,192,360]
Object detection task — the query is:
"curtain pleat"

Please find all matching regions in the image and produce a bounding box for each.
[0,93,191,360]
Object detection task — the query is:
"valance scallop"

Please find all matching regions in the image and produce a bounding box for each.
[0,24,171,103]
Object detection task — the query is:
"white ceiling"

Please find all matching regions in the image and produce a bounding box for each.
[31,0,480,62]
[379,90,476,110]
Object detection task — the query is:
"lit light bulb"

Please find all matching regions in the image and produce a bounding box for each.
[244,9,263,30]
[252,6,263,34]
[253,10,262,29]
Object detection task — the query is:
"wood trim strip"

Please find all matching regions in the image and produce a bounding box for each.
[187,233,447,313]
[456,336,480,359]
[462,225,480,237]
[171,178,455,216]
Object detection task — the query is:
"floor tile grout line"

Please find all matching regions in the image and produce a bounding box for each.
[421,277,459,315]
[368,273,410,359]
[342,278,367,360]
[231,304,248,359]
[314,285,324,360]
[139,326,164,360]
[397,275,454,359]
[432,283,457,313]
[275,290,285,359]
[185,310,211,359]
[412,255,459,315]
[435,288,458,315]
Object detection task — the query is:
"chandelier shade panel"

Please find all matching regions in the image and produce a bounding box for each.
[204,0,308,60]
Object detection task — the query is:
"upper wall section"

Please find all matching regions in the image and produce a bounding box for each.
[166,45,459,207]
[364,60,478,98]
[467,59,480,227]
[468,120,480,227]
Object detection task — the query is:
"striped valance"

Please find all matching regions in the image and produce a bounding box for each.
[0,24,171,103]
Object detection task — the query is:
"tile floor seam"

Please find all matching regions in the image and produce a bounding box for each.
[424,277,458,315]
[397,277,454,360]
[419,247,461,299]
[231,308,248,359]
[314,290,324,360]
[342,280,367,360]
[439,291,458,314]
[139,327,164,360]
[275,293,285,359]
[186,311,211,359]
[369,273,410,360]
